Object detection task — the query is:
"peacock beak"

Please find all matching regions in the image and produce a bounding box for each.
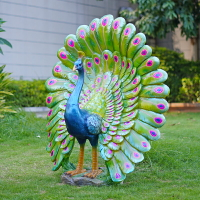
[73,65,77,71]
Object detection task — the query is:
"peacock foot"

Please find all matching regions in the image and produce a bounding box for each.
[65,168,86,176]
[84,169,102,179]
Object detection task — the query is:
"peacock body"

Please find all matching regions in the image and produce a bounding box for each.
[45,14,170,182]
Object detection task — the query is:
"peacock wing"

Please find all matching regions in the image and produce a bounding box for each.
[45,58,79,170]
[86,114,102,135]
[45,30,98,170]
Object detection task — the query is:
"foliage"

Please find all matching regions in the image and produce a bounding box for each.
[0,18,12,54]
[178,76,200,103]
[119,0,200,39]
[0,65,16,118]
[5,79,47,107]
[152,47,200,102]
[0,112,200,199]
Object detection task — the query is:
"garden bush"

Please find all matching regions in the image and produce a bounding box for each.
[153,47,200,103]
[5,79,47,107]
[0,65,16,117]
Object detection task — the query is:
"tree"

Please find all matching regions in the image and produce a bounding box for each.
[119,0,200,39]
[0,18,12,54]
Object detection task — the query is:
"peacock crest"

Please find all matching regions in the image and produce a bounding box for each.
[45,14,169,182]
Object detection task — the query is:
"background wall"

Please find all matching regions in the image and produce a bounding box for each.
[0,0,130,79]
[156,28,200,61]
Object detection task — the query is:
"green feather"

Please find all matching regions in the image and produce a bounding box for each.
[112,51,122,75]
[127,33,146,58]
[125,130,151,152]
[120,23,136,57]
[106,157,126,182]
[137,109,166,128]
[121,59,133,82]
[45,92,67,108]
[137,56,160,76]
[114,150,135,174]
[88,18,102,54]
[122,75,141,93]
[141,69,168,85]
[133,45,152,68]
[138,97,169,113]
[51,148,64,171]
[102,50,114,72]
[121,140,144,163]
[57,47,76,68]
[134,119,160,141]
[111,17,126,52]
[64,34,81,58]
[52,62,72,79]
[76,25,94,56]
[96,15,114,52]
[119,57,127,79]
[139,84,170,98]
[123,84,142,99]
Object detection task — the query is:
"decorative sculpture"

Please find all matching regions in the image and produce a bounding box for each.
[45,14,169,183]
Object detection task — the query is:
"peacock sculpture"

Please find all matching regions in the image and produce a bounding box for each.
[45,14,170,183]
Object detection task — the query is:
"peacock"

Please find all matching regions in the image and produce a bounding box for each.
[45,14,170,182]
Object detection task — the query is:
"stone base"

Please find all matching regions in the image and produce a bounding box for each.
[61,168,109,186]
[61,173,105,186]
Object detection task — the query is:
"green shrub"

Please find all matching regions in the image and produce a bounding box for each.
[0,65,16,117]
[152,47,200,103]
[178,75,200,103]
[5,79,47,107]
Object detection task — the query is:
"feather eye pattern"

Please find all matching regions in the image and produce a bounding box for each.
[45,14,169,182]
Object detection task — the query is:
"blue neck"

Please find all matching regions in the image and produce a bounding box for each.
[67,68,84,107]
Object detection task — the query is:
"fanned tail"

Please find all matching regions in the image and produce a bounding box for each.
[45,14,169,182]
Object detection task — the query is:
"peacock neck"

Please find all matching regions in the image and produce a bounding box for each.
[67,68,84,108]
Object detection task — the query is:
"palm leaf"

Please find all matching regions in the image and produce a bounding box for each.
[0,37,12,48]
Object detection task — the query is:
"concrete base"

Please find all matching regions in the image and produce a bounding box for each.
[23,107,49,118]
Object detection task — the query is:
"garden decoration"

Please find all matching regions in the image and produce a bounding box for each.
[45,14,169,183]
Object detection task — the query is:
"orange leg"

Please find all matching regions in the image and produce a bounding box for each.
[84,146,102,178]
[66,144,86,176]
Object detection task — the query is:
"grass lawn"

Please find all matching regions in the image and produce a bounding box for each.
[0,111,200,200]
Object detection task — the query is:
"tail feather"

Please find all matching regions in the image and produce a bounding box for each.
[127,33,146,58]
[97,15,114,52]
[141,69,168,85]
[120,23,136,57]
[114,150,135,174]
[111,17,126,52]
[133,45,152,68]
[106,157,126,182]
[89,18,102,54]
[64,34,82,58]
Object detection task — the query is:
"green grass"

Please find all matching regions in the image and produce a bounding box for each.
[0,111,200,200]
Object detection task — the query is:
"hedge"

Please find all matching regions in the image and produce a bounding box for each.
[5,80,47,107]
[152,47,200,103]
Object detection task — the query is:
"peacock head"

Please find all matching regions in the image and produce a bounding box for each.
[73,58,83,71]
[73,51,85,72]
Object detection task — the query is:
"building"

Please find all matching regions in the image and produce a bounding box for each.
[0,0,199,80]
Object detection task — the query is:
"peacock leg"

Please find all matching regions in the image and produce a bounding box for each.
[84,146,102,178]
[66,144,86,176]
